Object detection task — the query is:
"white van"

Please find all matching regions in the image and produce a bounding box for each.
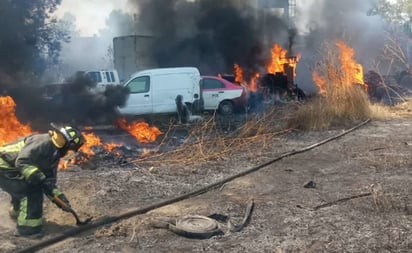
[117,67,203,119]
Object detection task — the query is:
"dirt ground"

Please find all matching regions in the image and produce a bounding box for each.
[1,104,412,253]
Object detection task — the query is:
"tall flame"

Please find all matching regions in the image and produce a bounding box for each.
[249,72,260,92]
[232,64,260,92]
[0,96,32,145]
[266,44,299,76]
[336,41,365,86]
[267,44,288,74]
[234,63,245,84]
[312,41,367,93]
[115,118,162,143]
[312,71,327,94]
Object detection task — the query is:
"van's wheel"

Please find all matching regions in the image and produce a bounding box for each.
[218,100,234,115]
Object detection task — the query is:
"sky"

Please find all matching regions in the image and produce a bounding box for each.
[55,0,317,37]
[54,0,132,36]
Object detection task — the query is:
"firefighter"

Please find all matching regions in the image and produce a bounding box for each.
[0,123,85,237]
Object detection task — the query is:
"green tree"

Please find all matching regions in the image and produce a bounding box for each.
[369,0,412,23]
[0,0,69,82]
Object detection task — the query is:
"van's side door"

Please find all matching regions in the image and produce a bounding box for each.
[121,75,153,115]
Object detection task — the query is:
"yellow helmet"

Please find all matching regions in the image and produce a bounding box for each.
[50,123,85,151]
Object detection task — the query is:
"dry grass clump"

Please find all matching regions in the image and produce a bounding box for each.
[370,99,412,119]
[289,85,371,130]
[133,110,291,165]
[369,103,396,119]
[288,41,371,130]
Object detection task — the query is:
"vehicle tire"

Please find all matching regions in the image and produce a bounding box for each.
[218,100,234,115]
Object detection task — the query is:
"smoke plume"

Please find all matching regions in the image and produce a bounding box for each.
[294,0,385,93]
[9,73,129,130]
[133,0,292,77]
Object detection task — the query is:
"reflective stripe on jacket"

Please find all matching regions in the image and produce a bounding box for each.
[0,134,62,179]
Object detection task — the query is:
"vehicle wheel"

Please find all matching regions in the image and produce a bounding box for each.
[218,100,234,115]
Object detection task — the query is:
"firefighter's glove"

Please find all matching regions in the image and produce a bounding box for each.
[55,193,71,212]
[25,169,46,185]
[42,178,55,195]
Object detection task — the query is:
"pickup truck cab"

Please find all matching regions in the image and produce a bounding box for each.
[85,70,121,92]
[117,67,203,120]
[201,76,248,115]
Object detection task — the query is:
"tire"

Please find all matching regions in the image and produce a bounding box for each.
[218,100,234,115]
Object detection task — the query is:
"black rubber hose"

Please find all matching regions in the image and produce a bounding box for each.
[15,119,371,253]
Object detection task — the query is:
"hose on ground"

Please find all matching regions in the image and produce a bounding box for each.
[15,119,371,253]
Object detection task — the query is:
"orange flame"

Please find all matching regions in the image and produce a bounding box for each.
[266,44,299,76]
[335,41,365,87]
[249,72,260,92]
[232,64,260,92]
[312,71,327,94]
[79,132,122,156]
[313,41,367,93]
[0,96,32,145]
[115,118,162,143]
[234,63,245,84]
[267,44,288,74]
[59,132,122,170]
[80,132,102,156]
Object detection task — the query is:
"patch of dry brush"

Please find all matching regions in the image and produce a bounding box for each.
[133,109,291,166]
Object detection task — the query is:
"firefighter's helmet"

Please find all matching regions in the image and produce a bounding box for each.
[50,123,85,151]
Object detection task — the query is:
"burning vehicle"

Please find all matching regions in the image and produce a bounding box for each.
[227,43,306,113]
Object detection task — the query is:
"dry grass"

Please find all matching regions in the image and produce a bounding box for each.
[133,109,291,166]
[369,103,396,119]
[288,87,371,130]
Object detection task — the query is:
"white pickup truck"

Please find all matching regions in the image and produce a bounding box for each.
[84,70,121,92]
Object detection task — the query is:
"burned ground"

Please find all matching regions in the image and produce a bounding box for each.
[0,104,412,253]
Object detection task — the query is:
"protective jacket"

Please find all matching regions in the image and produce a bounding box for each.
[0,133,67,235]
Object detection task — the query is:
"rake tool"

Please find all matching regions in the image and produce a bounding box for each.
[53,195,93,226]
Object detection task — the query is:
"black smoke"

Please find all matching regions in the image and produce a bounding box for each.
[8,73,129,130]
[294,0,386,94]
[133,0,293,78]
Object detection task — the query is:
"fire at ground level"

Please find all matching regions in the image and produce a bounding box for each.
[0,105,411,252]
[0,38,412,251]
